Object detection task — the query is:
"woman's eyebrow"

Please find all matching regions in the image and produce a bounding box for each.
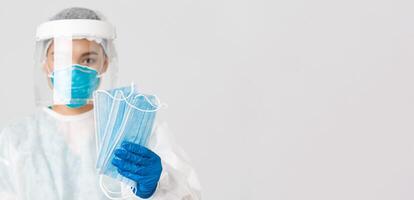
[80,52,99,57]
[50,52,99,56]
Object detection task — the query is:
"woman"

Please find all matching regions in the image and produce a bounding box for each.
[0,7,201,200]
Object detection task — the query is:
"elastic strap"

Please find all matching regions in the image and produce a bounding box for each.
[99,175,136,200]
[94,82,168,112]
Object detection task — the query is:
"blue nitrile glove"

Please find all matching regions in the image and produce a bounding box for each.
[112,141,162,199]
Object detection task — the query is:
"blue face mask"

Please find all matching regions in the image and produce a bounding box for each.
[50,64,100,108]
[93,85,163,198]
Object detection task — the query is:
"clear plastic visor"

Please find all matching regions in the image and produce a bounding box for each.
[34,36,118,108]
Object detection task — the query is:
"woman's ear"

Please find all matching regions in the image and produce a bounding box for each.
[43,42,54,75]
[42,59,49,74]
[102,56,109,74]
[43,59,54,90]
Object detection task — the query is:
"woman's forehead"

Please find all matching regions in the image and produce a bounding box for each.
[47,39,104,55]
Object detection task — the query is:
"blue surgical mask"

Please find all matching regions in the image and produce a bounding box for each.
[50,64,100,108]
[93,85,164,198]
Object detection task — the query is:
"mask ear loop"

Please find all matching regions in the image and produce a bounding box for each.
[43,58,55,78]
[99,175,136,200]
[95,82,136,101]
[95,82,168,112]
[125,93,167,112]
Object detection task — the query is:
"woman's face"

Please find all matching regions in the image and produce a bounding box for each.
[44,39,108,74]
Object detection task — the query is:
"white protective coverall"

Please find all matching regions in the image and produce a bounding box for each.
[0,107,201,200]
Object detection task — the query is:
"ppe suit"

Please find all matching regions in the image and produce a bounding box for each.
[0,107,201,199]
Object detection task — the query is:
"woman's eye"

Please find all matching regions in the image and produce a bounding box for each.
[83,58,96,65]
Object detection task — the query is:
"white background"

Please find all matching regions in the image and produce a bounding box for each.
[0,0,413,199]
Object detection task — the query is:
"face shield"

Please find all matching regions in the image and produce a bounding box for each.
[34,19,118,108]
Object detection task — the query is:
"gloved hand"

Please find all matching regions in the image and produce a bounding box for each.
[112,141,162,199]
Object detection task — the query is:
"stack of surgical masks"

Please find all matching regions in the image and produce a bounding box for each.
[93,84,164,188]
